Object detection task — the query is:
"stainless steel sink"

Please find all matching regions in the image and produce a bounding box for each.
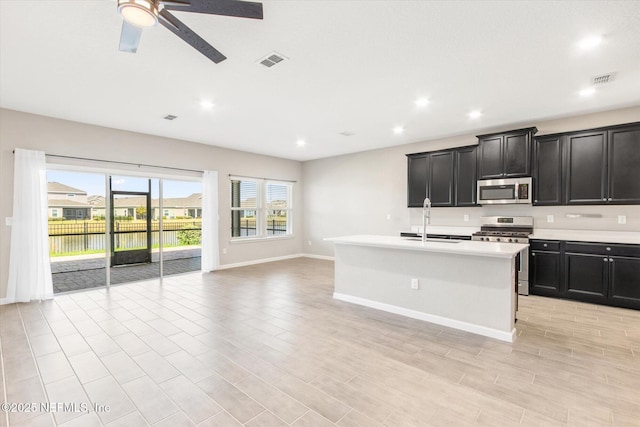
[404,238,460,244]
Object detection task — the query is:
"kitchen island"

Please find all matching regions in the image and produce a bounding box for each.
[326,235,528,342]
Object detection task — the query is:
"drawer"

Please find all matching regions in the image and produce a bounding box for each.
[565,242,640,257]
[530,240,560,251]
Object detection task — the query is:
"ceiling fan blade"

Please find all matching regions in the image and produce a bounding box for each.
[119,21,143,53]
[162,0,263,20]
[158,9,227,63]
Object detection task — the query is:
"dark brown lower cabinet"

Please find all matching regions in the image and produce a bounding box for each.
[610,256,640,309]
[530,251,561,296]
[529,240,640,310]
[564,252,608,304]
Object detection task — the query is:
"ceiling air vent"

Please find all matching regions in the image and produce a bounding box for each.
[258,52,287,68]
[164,114,178,120]
[592,73,614,85]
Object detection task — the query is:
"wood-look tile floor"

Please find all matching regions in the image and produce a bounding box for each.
[1,258,639,427]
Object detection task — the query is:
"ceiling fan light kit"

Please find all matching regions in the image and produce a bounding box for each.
[116,0,264,63]
[118,0,158,28]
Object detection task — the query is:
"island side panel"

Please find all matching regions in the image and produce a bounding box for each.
[333,243,516,342]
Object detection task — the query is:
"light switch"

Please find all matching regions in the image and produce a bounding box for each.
[463,214,469,222]
[618,215,627,224]
[546,215,554,223]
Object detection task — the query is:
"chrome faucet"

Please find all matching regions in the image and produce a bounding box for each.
[422,197,431,243]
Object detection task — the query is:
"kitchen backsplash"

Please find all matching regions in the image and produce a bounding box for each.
[409,204,640,232]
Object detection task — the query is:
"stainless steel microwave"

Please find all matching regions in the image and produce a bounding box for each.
[477,177,532,205]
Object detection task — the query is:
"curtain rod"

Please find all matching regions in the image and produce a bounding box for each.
[228,173,297,183]
[12,150,203,174]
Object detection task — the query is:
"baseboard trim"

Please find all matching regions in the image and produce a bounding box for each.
[0,298,14,306]
[300,253,335,261]
[333,292,516,343]
[216,253,334,270]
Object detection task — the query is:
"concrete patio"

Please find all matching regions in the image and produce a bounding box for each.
[51,248,201,293]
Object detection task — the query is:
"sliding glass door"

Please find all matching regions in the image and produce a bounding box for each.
[46,170,107,293]
[48,169,202,293]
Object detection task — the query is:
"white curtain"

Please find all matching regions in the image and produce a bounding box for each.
[201,170,220,272]
[6,148,54,303]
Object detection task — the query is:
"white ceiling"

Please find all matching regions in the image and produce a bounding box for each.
[1,1,639,161]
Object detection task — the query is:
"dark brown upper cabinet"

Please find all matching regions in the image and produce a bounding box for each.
[407,154,429,207]
[428,151,455,207]
[454,146,477,206]
[533,135,563,205]
[608,124,640,204]
[477,127,537,179]
[565,130,608,204]
[565,123,640,205]
[407,145,477,208]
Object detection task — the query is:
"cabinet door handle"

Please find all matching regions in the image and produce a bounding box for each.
[603,258,608,262]
[602,198,606,201]
[543,244,548,247]
[609,258,614,262]
[532,253,535,257]
[606,247,611,251]
[608,198,612,201]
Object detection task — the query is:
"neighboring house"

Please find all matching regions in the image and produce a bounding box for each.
[90,193,203,219]
[47,182,91,219]
[48,184,202,220]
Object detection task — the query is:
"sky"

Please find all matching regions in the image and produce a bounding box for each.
[47,171,202,199]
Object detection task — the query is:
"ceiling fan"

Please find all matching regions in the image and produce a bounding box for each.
[117,0,263,63]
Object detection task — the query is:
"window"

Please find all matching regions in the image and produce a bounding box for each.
[231,177,292,239]
[51,209,58,218]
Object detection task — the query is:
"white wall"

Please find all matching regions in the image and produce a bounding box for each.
[302,106,640,257]
[0,108,304,299]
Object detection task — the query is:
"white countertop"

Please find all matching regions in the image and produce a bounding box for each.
[326,234,527,258]
[530,229,640,245]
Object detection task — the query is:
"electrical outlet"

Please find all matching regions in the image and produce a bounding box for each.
[547,215,554,223]
[463,214,469,222]
[618,215,627,224]
[386,213,391,220]
[308,240,312,246]
[411,278,419,290]
[222,248,227,254]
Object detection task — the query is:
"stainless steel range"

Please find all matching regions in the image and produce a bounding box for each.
[472,216,533,295]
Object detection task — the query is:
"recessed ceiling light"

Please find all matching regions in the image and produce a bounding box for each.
[578,35,603,50]
[468,110,482,119]
[393,126,405,135]
[415,98,430,108]
[296,139,306,147]
[200,100,214,109]
[579,87,596,97]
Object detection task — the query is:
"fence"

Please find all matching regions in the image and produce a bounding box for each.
[48,220,201,255]
[237,219,287,237]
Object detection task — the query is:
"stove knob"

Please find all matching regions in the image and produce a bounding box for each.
[508,238,513,243]
[496,238,501,242]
